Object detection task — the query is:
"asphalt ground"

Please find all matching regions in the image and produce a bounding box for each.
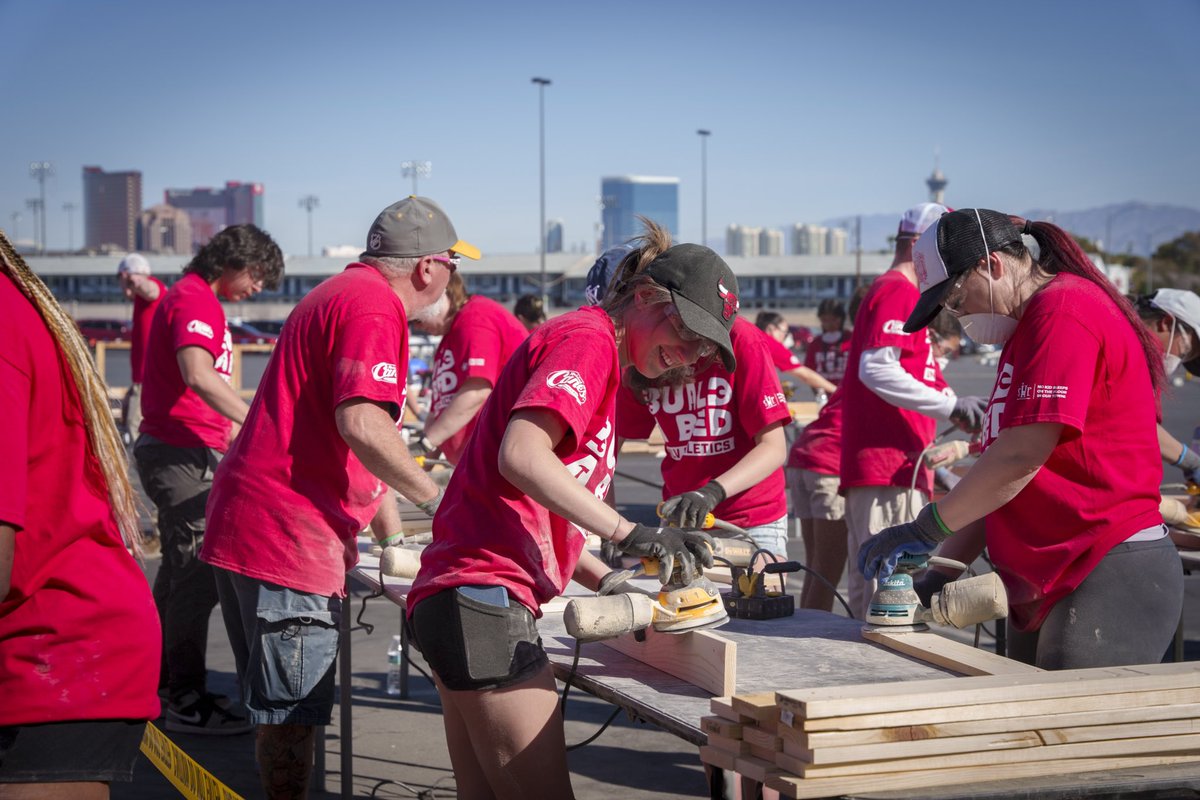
[111,356,1200,799]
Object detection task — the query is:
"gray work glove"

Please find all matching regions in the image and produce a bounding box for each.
[615,523,715,586]
[857,504,951,580]
[597,569,653,597]
[949,395,988,433]
[913,569,955,607]
[1178,446,1200,482]
[415,487,443,519]
[659,480,726,528]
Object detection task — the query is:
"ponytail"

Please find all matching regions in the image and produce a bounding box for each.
[1017,218,1166,397]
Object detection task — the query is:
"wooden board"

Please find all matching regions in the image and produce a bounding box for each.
[742,725,781,753]
[730,692,779,723]
[861,627,1042,676]
[698,744,737,772]
[706,733,751,756]
[776,661,1200,719]
[767,755,1200,800]
[732,753,785,784]
[710,696,756,724]
[700,715,743,739]
[598,626,736,697]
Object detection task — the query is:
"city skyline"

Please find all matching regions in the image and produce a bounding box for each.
[2,0,1197,257]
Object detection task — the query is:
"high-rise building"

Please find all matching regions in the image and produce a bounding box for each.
[600,176,678,250]
[926,155,948,204]
[826,227,848,255]
[140,204,193,255]
[759,228,783,256]
[83,166,142,252]
[792,223,827,255]
[726,225,761,257]
[165,181,265,251]
[546,219,564,253]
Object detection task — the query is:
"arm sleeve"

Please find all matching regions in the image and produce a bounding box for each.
[513,326,617,452]
[859,346,957,420]
[330,313,407,415]
[0,354,30,529]
[615,384,657,440]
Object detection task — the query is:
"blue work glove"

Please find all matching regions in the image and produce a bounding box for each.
[949,395,988,433]
[857,504,952,580]
[659,480,726,528]
[616,524,715,586]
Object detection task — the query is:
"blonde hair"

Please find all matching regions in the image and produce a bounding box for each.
[0,231,143,554]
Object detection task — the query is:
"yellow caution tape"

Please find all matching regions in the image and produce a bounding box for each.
[140,722,245,800]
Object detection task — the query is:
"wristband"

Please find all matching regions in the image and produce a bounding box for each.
[1173,443,1190,467]
[380,531,405,547]
[929,503,954,537]
[610,515,626,541]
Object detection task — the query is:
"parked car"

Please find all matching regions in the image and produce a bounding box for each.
[247,319,286,335]
[227,321,279,344]
[75,318,132,343]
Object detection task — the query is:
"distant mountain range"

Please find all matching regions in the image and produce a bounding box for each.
[794,202,1200,257]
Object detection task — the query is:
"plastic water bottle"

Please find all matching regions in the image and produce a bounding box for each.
[385,634,402,696]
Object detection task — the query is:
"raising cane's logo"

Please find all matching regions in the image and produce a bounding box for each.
[547,369,587,405]
[718,281,739,320]
[186,319,214,339]
[913,251,929,287]
[371,362,398,384]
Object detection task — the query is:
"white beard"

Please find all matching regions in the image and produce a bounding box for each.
[411,292,450,325]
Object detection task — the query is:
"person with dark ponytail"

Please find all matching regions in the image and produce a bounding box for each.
[858,208,1181,669]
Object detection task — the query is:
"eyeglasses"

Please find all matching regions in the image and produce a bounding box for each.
[431,255,460,273]
[941,272,971,317]
[663,303,718,359]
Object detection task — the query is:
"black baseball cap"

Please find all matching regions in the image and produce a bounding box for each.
[363,196,480,260]
[643,243,739,371]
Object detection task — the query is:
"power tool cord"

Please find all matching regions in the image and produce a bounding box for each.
[560,639,623,751]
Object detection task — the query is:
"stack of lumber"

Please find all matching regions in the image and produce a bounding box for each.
[700,662,1200,799]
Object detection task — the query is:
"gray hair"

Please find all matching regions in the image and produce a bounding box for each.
[360,255,422,275]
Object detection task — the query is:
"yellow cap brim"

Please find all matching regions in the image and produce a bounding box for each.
[451,240,481,260]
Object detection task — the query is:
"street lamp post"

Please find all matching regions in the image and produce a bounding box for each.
[10,211,21,245]
[532,77,551,299]
[30,161,53,255]
[25,198,43,253]
[298,195,319,257]
[63,202,77,251]
[400,161,431,196]
[697,129,711,247]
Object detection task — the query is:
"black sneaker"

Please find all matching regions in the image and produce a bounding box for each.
[165,691,253,736]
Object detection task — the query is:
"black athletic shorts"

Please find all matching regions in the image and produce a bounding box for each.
[0,719,146,783]
[408,585,548,691]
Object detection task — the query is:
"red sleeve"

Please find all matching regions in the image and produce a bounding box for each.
[859,277,921,355]
[513,326,617,452]
[458,305,508,386]
[995,310,1096,435]
[0,353,29,529]
[615,383,657,440]
[330,313,407,413]
[762,330,801,370]
[169,292,225,361]
[803,341,818,371]
[733,329,792,437]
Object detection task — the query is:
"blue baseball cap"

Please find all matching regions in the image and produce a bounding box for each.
[585,244,635,306]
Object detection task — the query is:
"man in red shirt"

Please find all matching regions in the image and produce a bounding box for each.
[804,298,852,389]
[134,225,284,735]
[201,197,476,798]
[838,203,986,619]
[117,252,165,441]
[755,310,837,398]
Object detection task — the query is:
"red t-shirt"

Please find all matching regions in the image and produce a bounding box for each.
[202,264,410,598]
[139,273,234,451]
[617,318,792,528]
[428,295,528,464]
[760,328,803,372]
[839,270,948,497]
[980,274,1163,631]
[0,274,160,726]
[130,276,166,383]
[408,307,620,616]
[804,330,851,385]
[788,387,844,475]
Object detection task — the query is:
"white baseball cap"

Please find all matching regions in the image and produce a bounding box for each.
[117,253,151,275]
[1149,288,1200,376]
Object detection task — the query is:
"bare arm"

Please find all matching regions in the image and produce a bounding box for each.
[134,280,161,302]
[176,346,251,425]
[0,524,13,600]
[422,377,492,448]
[335,399,439,505]
[711,421,787,497]
[784,365,837,395]
[571,550,612,592]
[1159,423,1186,465]
[929,518,986,578]
[498,409,633,544]
[936,422,1064,531]
[369,491,403,542]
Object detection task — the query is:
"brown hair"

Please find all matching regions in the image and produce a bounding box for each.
[0,231,142,554]
[445,272,469,316]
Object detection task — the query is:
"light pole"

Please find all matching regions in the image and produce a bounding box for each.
[25,198,43,253]
[298,195,319,257]
[63,202,77,251]
[30,161,53,255]
[400,161,431,196]
[697,129,710,247]
[9,211,21,244]
[532,77,551,298]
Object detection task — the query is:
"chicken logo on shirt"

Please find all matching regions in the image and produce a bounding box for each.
[718,281,739,320]
[186,319,214,339]
[372,362,398,384]
[547,369,587,405]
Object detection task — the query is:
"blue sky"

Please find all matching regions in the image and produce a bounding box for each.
[2,0,1197,256]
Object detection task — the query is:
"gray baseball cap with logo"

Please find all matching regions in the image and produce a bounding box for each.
[363,196,480,261]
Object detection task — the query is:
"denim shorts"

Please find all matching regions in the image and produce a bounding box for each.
[408,586,548,691]
[214,568,341,726]
[737,515,789,557]
[0,720,145,783]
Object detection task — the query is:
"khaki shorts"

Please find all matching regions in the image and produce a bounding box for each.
[789,469,845,521]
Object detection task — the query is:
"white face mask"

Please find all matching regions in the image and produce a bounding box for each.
[783,333,795,349]
[821,331,841,344]
[936,355,951,372]
[958,262,1018,345]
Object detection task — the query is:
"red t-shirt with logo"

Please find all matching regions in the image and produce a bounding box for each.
[139,273,234,451]
[617,318,792,528]
[839,270,949,496]
[428,295,528,464]
[408,307,620,617]
[804,330,852,385]
[130,276,166,383]
[980,274,1162,631]
[0,273,160,725]
[789,387,844,475]
[202,264,409,598]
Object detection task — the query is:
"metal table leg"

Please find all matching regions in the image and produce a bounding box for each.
[340,590,353,799]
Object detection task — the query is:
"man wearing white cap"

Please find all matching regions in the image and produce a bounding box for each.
[837,203,986,619]
[116,253,165,439]
[1134,289,1200,482]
